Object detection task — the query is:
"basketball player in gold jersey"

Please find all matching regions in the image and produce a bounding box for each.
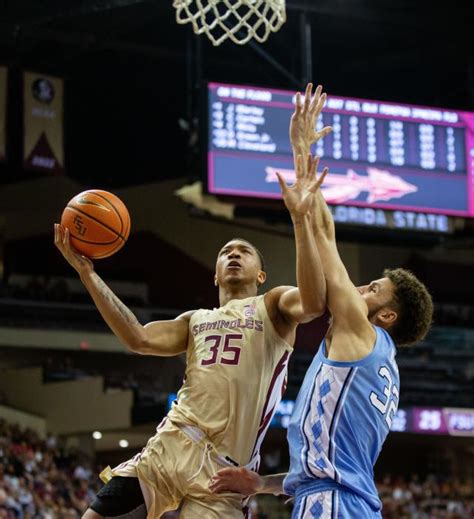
[54,133,332,516]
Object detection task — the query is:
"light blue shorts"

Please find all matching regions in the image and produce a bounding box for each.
[292,481,382,518]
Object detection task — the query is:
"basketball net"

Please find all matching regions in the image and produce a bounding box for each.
[173,0,286,46]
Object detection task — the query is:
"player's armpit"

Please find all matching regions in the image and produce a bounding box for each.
[138,311,195,356]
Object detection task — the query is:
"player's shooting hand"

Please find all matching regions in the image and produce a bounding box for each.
[209,467,263,496]
[54,224,94,277]
[276,154,329,218]
[290,83,332,149]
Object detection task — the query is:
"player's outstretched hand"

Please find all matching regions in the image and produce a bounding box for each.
[54,224,94,277]
[209,467,263,496]
[290,83,332,149]
[276,154,328,218]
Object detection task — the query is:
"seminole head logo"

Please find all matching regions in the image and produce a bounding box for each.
[32,78,55,104]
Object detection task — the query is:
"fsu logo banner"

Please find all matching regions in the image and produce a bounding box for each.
[23,72,64,173]
[0,67,6,162]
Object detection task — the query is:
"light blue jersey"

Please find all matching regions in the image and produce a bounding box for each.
[284,326,399,513]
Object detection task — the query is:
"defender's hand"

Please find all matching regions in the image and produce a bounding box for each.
[277,154,329,217]
[290,83,332,149]
[210,467,263,496]
[54,224,94,277]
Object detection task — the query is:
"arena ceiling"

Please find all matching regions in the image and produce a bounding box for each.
[0,1,472,187]
[1,1,472,103]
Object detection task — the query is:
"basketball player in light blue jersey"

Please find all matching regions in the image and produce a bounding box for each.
[210,84,434,517]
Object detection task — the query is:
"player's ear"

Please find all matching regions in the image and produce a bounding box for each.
[257,270,266,287]
[377,308,397,326]
[214,274,219,287]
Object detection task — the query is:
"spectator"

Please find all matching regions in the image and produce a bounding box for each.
[377,473,474,518]
[0,419,101,517]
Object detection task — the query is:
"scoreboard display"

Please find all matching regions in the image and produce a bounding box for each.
[167,394,474,436]
[206,82,474,232]
[271,401,474,437]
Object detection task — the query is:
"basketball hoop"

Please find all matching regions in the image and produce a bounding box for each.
[173,0,286,46]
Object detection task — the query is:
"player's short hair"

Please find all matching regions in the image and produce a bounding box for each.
[384,268,433,347]
[231,238,266,272]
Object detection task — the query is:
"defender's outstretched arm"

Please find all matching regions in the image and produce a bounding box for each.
[290,84,375,359]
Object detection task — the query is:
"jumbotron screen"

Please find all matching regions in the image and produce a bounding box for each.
[206,82,474,230]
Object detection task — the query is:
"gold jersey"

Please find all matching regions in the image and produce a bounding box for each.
[167,294,292,467]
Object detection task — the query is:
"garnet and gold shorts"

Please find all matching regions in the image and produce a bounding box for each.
[91,419,249,518]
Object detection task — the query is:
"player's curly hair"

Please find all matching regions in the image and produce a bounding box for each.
[384,268,433,347]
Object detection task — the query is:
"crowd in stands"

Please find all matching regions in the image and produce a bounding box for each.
[377,474,474,519]
[1,418,473,518]
[0,419,182,518]
[0,419,99,518]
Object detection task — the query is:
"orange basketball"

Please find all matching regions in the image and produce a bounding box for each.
[61,190,131,259]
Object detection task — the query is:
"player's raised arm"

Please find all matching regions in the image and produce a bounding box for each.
[312,190,372,329]
[266,154,327,325]
[54,224,190,356]
[290,84,374,358]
